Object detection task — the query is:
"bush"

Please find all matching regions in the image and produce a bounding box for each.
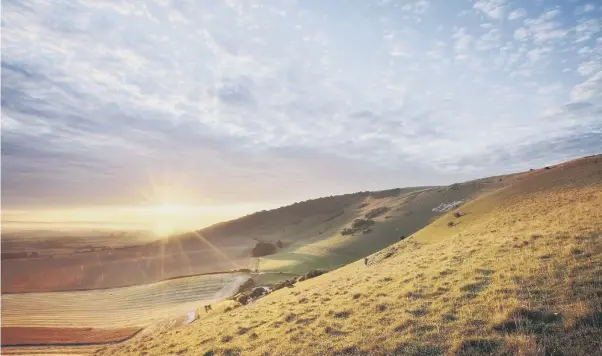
[251,242,277,257]
[273,279,296,291]
[237,295,250,305]
[306,270,326,279]
[365,207,389,219]
[249,287,267,298]
[352,218,374,229]
[235,278,255,294]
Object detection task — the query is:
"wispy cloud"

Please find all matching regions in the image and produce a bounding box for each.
[508,8,527,20]
[473,0,506,20]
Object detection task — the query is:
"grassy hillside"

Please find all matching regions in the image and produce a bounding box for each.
[3,181,505,292]
[254,176,519,274]
[96,154,602,355]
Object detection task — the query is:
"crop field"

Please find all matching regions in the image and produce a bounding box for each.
[1,272,248,330]
[1,345,101,355]
[1,326,142,346]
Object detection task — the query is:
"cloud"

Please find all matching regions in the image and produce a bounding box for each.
[526,46,552,64]
[578,61,601,76]
[400,0,431,15]
[473,0,506,20]
[537,83,563,96]
[452,27,473,58]
[571,71,602,101]
[522,9,568,44]
[514,27,529,41]
[508,8,526,20]
[574,3,596,16]
[213,76,256,106]
[475,28,500,51]
[575,19,600,43]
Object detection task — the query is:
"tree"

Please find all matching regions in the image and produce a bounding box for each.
[251,242,277,257]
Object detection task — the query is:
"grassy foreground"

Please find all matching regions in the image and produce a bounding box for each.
[97,155,602,355]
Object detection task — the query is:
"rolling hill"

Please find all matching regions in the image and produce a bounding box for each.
[2,174,517,293]
[95,154,602,355]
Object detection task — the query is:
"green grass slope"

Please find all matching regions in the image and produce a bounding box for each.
[97,155,602,355]
[201,175,522,275]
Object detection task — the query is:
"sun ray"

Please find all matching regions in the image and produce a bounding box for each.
[191,231,240,270]
[172,235,193,277]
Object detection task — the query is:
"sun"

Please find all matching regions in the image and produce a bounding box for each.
[151,221,177,236]
[149,204,188,236]
[154,203,182,215]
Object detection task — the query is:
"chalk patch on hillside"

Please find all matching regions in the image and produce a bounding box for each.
[183,311,196,325]
[433,200,464,212]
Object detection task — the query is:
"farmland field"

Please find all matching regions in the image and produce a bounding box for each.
[1,327,142,346]
[1,272,248,330]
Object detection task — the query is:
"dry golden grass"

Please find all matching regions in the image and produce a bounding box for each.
[92,156,601,355]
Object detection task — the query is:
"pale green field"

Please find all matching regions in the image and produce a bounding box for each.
[257,182,502,274]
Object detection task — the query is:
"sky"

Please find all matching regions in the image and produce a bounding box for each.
[2,0,602,224]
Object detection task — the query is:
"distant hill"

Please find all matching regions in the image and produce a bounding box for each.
[2,172,521,292]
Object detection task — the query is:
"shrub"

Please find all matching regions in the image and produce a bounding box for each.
[273,279,296,290]
[365,206,390,219]
[341,228,353,236]
[251,242,277,257]
[249,287,267,298]
[352,218,374,229]
[306,270,326,279]
[235,278,255,294]
[342,219,375,235]
[237,295,250,305]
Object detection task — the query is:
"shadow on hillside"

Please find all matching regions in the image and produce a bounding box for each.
[393,342,444,356]
[493,308,563,334]
[455,339,502,356]
[574,311,602,329]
